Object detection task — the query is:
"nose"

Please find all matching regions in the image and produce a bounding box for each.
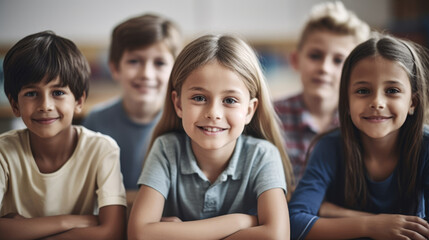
[369,92,385,110]
[139,62,155,80]
[320,58,334,73]
[205,102,222,120]
[38,94,54,112]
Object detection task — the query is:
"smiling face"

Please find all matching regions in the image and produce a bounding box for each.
[10,77,84,139]
[294,30,357,101]
[348,55,415,141]
[111,41,174,108]
[172,61,258,155]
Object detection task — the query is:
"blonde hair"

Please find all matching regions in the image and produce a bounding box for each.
[298,1,371,49]
[148,34,294,189]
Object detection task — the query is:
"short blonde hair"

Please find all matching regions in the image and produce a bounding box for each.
[298,1,370,49]
[148,34,294,190]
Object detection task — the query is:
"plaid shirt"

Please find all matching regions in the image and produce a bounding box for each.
[274,93,339,185]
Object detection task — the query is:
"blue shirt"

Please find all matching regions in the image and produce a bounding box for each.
[82,99,160,189]
[289,129,429,240]
[138,132,287,221]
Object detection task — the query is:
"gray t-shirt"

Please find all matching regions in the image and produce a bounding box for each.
[138,131,286,221]
[83,99,160,189]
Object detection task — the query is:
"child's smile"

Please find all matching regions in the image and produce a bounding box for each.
[172,60,257,155]
[348,55,415,140]
[11,77,84,139]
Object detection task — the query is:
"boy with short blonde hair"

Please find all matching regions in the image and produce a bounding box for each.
[275,1,371,187]
[0,31,127,240]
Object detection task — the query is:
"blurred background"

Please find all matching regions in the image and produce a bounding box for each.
[0,0,428,132]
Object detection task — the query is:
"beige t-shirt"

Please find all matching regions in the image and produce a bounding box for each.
[0,126,127,217]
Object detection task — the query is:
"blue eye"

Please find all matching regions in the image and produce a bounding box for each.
[127,59,139,64]
[356,89,370,94]
[191,95,206,102]
[309,53,322,60]
[53,90,65,96]
[333,57,344,65]
[386,88,400,94]
[24,91,37,97]
[223,97,237,104]
[155,60,166,67]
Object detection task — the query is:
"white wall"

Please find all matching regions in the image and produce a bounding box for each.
[0,0,392,46]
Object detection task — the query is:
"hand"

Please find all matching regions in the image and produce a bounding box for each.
[367,214,429,240]
[161,216,182,222]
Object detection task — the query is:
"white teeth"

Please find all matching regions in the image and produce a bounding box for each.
[203,127,223,132]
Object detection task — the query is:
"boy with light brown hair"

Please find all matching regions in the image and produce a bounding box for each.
[83,14,182,193]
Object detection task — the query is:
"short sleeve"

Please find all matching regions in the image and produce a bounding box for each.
[0,156,8,210]
[137,137,171,199]
[252,145,287,197]
[95,146,127,208]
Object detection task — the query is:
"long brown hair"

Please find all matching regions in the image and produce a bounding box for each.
[339,33,429,213]
[148,34,294,190]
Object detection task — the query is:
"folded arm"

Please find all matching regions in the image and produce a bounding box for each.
[41,205,126,240]
[0,213,97,240]
[128,185,261,240]
[224,188,289,240]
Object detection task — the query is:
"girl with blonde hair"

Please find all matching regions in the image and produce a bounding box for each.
[128,34,292,239]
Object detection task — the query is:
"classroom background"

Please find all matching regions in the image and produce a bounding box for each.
[0,0,427,133]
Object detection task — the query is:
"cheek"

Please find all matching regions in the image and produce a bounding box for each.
[228,108,248,125]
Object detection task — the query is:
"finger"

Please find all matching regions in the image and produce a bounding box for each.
[405,216,429,237]
[401,228,426,240]
[405,216,429,227]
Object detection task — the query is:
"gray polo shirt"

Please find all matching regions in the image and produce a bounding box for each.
[138,131,286,221]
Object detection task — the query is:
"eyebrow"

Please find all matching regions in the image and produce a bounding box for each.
[187,86,244,95]
[351,80,406,87]
[22,83,65,89]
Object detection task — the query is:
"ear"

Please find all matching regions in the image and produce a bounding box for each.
[74,92,86,114]
[408,93,418,115]
[171,90,183,118]
[109,62,120,82]
[289,51,300,71]
[8,95,21,117]
[245,98,258,124]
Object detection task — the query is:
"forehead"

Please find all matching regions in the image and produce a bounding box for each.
[182,61,249,96]
[21,76,65,89]
[124,41,174,58]
[350,56,410,86]
[301,30,357,55]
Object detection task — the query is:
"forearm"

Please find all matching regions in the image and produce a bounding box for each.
[306,216,369,239]
[318,201,374,218]
[44,205,127,240]
[224,224,288,240]
[0,215,85,240]
[41,224,124,240]
[129,213,256,240]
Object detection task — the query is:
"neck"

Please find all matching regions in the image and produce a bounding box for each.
[191,140,236,183]
[122,97,161,124]
[29,126,77,173]
[302,94,337,130]
[361,132,399,181]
